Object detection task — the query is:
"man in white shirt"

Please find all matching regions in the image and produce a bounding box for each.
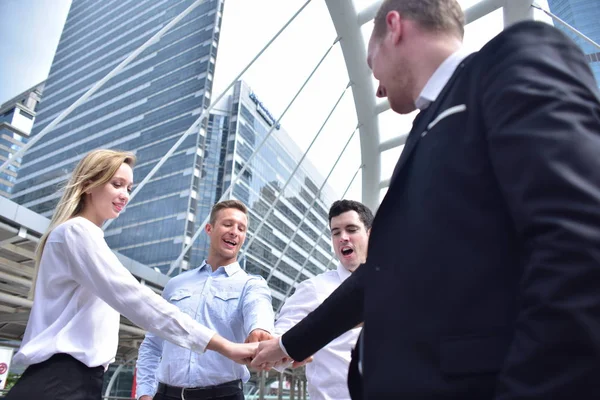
[274,200,373,400]
[136,200,274,400]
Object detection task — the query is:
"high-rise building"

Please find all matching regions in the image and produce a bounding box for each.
[547,0,600,87]
[0,82,44,197]
[11,1,339,307]
[12,0,224,272]
[193,81,338,309]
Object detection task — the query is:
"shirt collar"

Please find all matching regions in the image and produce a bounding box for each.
[415,47,471,110]
[200,260,242,276]
[336,262,352,282]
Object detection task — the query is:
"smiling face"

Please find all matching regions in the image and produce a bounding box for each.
[330,210,370,272]
[81,163,133,227]
[205,207,248,269]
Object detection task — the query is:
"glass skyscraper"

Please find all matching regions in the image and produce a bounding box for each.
[547,0,600,87]
[192,81,338,309]
[11,1,339,308]
[13,0,224,272]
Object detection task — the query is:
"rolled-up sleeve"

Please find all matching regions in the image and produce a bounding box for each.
[135,331,164,398]
[241,276,274,336]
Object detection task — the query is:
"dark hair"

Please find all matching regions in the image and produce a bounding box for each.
[209,199,248,225]
[373,0,465,39]
[328,200,374,230]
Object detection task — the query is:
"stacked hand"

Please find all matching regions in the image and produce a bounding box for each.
[250,337,312,370]
[209,332,312,369]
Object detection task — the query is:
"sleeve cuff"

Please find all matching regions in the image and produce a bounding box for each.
[278,336,291,358]
[195,330,217,353]
[248,325,274,336]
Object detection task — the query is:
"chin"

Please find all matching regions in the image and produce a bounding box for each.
[389,99,417,115]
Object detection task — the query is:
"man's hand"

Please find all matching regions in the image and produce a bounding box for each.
[139,396,152,400]
[245,328,273,343]
[251,337,286,370]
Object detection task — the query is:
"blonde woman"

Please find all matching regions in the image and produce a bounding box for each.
[6,149,257,400]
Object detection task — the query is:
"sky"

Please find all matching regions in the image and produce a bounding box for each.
[0,0,552,203]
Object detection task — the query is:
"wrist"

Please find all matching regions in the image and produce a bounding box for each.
[206,333,230,356]
[278,336,290,358]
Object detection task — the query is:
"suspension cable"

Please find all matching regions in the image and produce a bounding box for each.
[277,163,363,312]
[532,3,600,51]
[0,0,212,176]
[104,0,313,231]
[235,82,352,265]
[167,36,339,275]
[266,125,359,284]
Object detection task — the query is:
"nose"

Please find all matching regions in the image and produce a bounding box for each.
[120,190,129,203]
[376,84,386,98]
[339,231,350,242]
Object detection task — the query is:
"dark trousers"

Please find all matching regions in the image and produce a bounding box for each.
[154,380,244,400]
[348,332,364,400]
[154,392,243,400]
[5,353,104,400]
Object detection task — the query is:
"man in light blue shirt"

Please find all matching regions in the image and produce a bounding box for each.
[136,200,274,400]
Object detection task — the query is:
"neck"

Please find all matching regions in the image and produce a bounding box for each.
[78,210,104,228]
[206,254,236,272]
[409,36,462,103]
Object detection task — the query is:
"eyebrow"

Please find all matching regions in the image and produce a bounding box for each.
[222,219,246,226]
[113,176,133,186]
[331,224,361,232]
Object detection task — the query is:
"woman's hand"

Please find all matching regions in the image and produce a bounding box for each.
[206,334,259,364]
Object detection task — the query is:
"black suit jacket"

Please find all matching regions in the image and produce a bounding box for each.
[282,21,600,399]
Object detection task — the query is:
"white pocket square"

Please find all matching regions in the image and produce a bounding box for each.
[427,104,467,130]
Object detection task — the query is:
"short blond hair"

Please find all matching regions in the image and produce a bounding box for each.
[209,199,248,226]
[373,0,465,39]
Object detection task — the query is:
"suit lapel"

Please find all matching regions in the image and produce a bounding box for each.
[387,55,474,186]
[388,107,434,184]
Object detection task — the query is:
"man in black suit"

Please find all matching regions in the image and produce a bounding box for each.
[252,0,600,398]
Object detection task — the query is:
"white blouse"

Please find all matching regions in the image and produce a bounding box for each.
[13,217,215,369]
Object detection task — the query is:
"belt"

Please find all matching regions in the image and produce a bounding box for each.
[157,380,243,400]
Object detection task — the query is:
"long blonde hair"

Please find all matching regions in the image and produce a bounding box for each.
[34,149,136,268]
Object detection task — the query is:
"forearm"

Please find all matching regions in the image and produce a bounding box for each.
[242,278,275,335]
[135,334,163,397]
[282,266,365,361]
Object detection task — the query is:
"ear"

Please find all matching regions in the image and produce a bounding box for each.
[386,10,403,44]
[205,223,212,235]
[82,180,93,195]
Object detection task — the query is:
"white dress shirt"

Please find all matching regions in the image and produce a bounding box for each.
[13,217,215,369]
[275,264,361,400]
[415,47,472,110]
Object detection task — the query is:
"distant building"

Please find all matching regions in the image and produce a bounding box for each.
[547,0,600,87]
[193,80,338,309]
[10,1,339,309]
[0,82,44,197]
[12,0,224,273]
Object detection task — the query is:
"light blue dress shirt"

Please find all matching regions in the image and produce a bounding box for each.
[136,261,274,397]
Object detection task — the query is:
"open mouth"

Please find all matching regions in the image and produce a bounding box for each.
[223,239,237,248]
[341,246,354,256]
